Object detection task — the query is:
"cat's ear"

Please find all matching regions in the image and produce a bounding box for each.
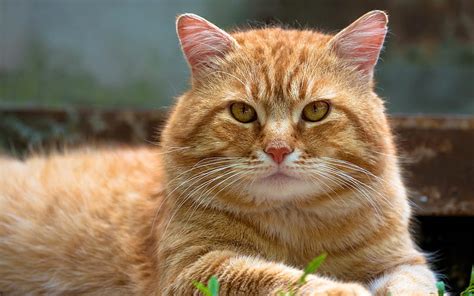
[176,13,237,77]
[328,10,388,79]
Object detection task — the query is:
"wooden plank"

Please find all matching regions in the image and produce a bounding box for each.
[1,109,473,216]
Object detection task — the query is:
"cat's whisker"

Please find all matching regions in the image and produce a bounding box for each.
[158,157,244,205]
[327,161,394,208]
[321,157,387,184]
[176,170,247,238]
[149,145,192,155]
[163,162,245,215]
[199,171,249,212]
[304,170,349,208]
[172,162,244,194]
[186,165,251,215]
[152,158,237,210]
[317,164,385,217]
[325,158,402,204]
[151,158,245,233]
[204,170,246,201]
[300,158,394,211]
[198,171,249,215]
[161,167,245,239]
[297,160,383,216]
[177,165,243,204]
[165,159,240,186]
[368,149,411,162]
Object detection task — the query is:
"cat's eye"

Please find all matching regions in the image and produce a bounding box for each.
[230,102,257,123]
[302,101,330,122]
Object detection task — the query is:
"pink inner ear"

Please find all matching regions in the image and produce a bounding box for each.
[330,11,388,76]
[176,14,235,73]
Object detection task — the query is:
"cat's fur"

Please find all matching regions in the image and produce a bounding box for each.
[0,11,438,295]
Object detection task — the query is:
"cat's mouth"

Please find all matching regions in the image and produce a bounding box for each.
[260,171,298,183]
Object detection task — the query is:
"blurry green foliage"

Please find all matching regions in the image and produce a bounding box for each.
[0,40,165,108]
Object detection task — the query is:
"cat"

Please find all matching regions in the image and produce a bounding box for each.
[0,10,439,295]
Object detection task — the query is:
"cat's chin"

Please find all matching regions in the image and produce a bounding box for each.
[247,173,324,201]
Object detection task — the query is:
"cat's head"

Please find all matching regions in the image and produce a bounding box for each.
[161,11,396,211]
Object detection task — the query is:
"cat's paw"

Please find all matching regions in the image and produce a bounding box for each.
[298,279,371,296]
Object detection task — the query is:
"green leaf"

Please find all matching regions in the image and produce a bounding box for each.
[298,253,327,285]
[461,266,474,296]
[208,276,220,296]
[192,280,211,296]
[436,281,445,296]
[471,267,474,284]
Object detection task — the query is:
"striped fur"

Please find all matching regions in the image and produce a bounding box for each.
[0,11,438,295]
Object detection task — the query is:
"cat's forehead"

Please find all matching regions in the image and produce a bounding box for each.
[232,28,331,51]
[228,28,337,106]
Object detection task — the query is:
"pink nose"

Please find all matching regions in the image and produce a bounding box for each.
[265,145,293,164]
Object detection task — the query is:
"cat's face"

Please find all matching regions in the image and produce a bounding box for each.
[161,11,395,211]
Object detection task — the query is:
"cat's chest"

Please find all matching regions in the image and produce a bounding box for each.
[249,206,376,265]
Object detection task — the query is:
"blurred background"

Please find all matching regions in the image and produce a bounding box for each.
[1,0,473,113]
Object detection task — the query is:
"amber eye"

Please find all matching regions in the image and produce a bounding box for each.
[302,101,330,122]
[230,102,257,123]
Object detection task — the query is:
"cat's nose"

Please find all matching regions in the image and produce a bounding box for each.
[264,143,293,164]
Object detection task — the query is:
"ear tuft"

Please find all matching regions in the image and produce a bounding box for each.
[329,10,388,78]
[176,13,236,76]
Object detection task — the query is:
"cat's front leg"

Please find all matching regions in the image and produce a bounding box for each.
[162,250,370,295]
[370,264,438,296]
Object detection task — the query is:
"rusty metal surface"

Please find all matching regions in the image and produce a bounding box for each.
[0,109,473,216]
[0,108,168,151]
[390,116,474,216]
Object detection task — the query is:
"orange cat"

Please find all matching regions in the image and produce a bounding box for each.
[0,11,438,295]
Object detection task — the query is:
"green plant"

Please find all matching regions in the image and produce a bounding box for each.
[276,253,328,296]
[436,281,445,296]
[193,275,220,296]
[461,266,474,296]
